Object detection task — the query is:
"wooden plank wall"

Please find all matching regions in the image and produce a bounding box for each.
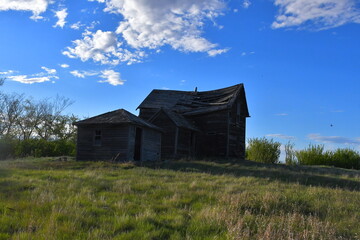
[127,126,135,161]
[150,111,176,159]
[142,128,161,161]
[76,124,130,161]
[177,128,192,157]
[190,110,228,157]
[228,96,246,159]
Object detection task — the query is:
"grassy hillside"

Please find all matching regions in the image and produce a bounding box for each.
[0,158,359,239]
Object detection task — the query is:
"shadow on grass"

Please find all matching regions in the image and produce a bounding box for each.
[3,157,360,191]
[142,160,360,191]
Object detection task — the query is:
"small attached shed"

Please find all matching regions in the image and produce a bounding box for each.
[73,109,162,162]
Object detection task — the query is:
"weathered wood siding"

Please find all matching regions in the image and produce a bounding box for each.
[142,128,161,161]
[77,124,161,162]
[228,96,247,159]
[149,111,176,158]
[190,110,228,157]
[76,124,130,161]
[177,128,193,157]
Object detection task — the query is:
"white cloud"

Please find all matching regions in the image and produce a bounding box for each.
[266,133,296,140]
[99,0,227,56]
[86,21,100,30]
[208,48,230,57]
[7,75,51,84]
[41,66,56,74]
[180,79,186,86]
[99,70,124,86]
[70,70,98,78]
[63,30,145,65]
[60,64,69,68]
[53,8,68,28]
[241,51,255,56]
[4,67,58,84]
[272,0,360,30]
[70,21,84,30]
[243,0,251,9]
[0,70,15,75]
[308,133,360,145]
[70,70,85,78]
[63,0,229,65]
[70,69,125,86]
[0,0,50,20]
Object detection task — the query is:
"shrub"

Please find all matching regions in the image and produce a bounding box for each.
[330,148,360,170]
[295,144,331,166]
[0,138,15,160]
[295,145,360,170]
[14,139,76,158]
[246,137,281,164]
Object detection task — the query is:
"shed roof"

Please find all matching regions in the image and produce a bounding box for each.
[73,109,162,131]
[138,83,249,117]
[150,108,200,132]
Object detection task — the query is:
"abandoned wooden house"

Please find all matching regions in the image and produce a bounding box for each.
[73,109,162,161]
[74,83,249,161]
[138,83,250,159]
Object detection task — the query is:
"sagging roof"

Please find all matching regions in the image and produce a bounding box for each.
[138,83,250,117]
[73,109,162,131]
[150,108,200,132]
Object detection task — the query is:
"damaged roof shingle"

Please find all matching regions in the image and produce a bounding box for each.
[138,83,249,116]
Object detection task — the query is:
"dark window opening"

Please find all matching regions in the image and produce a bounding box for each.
[94,130,102,146]
[134,127,142,161]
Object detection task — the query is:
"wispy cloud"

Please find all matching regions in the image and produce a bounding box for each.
[272,0,360,30]
[8,75,52,84]
[274,113,289,116]
[70,21,84,30]
[241,51,255,56]
[53,8,68,28]
[266,133,296,140]
[70,69,124,86]
[0,70,16,75]
[243,0,251,9]
[308,133,360,145]
[70,70,98,78]
[180,80,186,86]
[60,64,69,68]
[41,66,56,74]
[5,67,58,84]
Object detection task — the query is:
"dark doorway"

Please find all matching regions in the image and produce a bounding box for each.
[134,127,142,161]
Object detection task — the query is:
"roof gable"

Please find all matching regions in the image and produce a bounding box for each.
[73,109,162,131]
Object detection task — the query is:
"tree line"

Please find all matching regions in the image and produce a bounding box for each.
[0,79,78,159]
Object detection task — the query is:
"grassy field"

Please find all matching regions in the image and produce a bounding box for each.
[0,158,360,239]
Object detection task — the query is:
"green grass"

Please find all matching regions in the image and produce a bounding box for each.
[0,158,360,239]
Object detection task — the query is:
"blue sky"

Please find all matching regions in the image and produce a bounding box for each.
[1,0,360,153]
